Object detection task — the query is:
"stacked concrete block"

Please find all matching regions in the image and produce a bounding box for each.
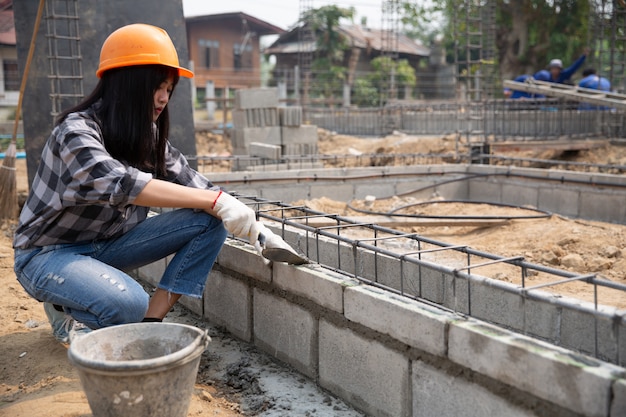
[231,87,318,159]
[278,106,303,126]
[249,142,282,160]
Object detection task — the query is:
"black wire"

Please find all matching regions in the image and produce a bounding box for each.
[347,199,552,220]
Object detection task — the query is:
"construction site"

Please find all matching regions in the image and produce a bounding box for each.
[1,0,626,416]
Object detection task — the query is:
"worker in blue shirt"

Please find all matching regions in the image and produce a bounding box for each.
[578,68,611,110]
[504,70,550,99]
[547,49,588,84]
[579,68,611,91]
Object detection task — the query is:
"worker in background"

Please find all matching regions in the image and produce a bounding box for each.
[547,49,589,84]
[579,68,611,91]
[578,68,611,110]
[13,24,261,345]
[504,70,550,99]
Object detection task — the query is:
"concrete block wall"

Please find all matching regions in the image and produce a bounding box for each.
[136,236,626,417]
[208,164,626,225]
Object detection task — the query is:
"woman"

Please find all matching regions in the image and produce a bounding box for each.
[13,24,259,344]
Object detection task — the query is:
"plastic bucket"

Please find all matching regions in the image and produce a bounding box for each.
[68,322,210,417]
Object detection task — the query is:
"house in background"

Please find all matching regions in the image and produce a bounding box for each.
[185,12,285,104]
[0,1,19,115]
[265,24,430,90]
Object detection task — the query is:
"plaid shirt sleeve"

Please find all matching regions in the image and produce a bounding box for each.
[163,141,217,190]
[13,111,153,249]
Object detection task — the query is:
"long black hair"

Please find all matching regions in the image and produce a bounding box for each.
[57,65,180,177]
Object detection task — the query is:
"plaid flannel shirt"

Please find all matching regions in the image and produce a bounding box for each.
[14,104,214,249]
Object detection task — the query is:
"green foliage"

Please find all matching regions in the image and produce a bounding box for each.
[370,57,417,87]
[303,5,355,66]
[352,57,417,107]
[352,78,379,107]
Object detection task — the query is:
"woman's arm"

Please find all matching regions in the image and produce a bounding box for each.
[133,178,220,216]
[134,179,260,243]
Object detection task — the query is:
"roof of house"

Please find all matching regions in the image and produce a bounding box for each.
[0,8,15,46]
[265,24,430,57]
[186,12,285,36]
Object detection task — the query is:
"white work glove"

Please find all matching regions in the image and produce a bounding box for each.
[254,223,298,264]
[213,192,260,245]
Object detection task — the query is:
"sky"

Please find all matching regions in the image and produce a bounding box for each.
[182,0,386,32]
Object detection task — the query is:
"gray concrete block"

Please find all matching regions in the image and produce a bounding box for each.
[448,319,618,417]
[282,143,318,156]
[179,294,203,317]
[560,306,620,364]
[580,191,626,223]
[501,183,539,208]
[281,125,318,145]
[319,320,410,417]
[235,88,279,109]
[358,251,402,292]
[310,183,354,201]
[354,182,397,200]
[611,379,626,417]
[216,240,272,283]
[232,109,248,129]
[537,187,580,218]
[344,285,450,356]
[204,270,251,341]
[420,264,446,304]
[249,142,282,160]
[412,360,537,417]
[243,127,282,146]
[441,272,470,315]
[273,262,352,313]
[523,296,560,341]
[260,184,310,203]
[279,106,303,126]
[468,178,502,204]
[435,179,470,200]
[470,280,525,331]
[253,288,317,378]
[136,259,167,287]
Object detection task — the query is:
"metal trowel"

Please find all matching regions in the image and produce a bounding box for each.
[257,231,309,265]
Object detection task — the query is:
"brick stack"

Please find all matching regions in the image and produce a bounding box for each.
[232,88,318,159]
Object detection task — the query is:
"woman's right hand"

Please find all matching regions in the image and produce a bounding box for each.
[212,192,260,245]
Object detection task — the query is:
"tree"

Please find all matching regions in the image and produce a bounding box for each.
[400,0,591,80]
[302,5,355,99]
[353,57,417,107]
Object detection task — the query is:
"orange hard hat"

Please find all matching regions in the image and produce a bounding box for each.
[96,23,193,78]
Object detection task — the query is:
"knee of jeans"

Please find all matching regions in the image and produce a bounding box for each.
[101,290,149,326]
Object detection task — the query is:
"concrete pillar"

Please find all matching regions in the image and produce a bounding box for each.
[278,81,287,103]
[294,65,300,104]
[189,60,196,108]
[342,83,351,107]
[206,81,215,120]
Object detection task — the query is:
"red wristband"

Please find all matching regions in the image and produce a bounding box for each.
[211,190,223,210]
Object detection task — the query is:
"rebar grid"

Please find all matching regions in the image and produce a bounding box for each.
[44,0,84,123]
[230,194,625,363]
[589,0,626,94]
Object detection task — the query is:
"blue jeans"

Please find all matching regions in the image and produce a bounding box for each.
[14,209,227,329]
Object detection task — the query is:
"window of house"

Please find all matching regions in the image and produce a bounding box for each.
[199,40,219,69]
[233,43,253,71]
[3,60,19,91]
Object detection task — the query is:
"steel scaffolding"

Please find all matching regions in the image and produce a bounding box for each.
[44,0,84,123]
